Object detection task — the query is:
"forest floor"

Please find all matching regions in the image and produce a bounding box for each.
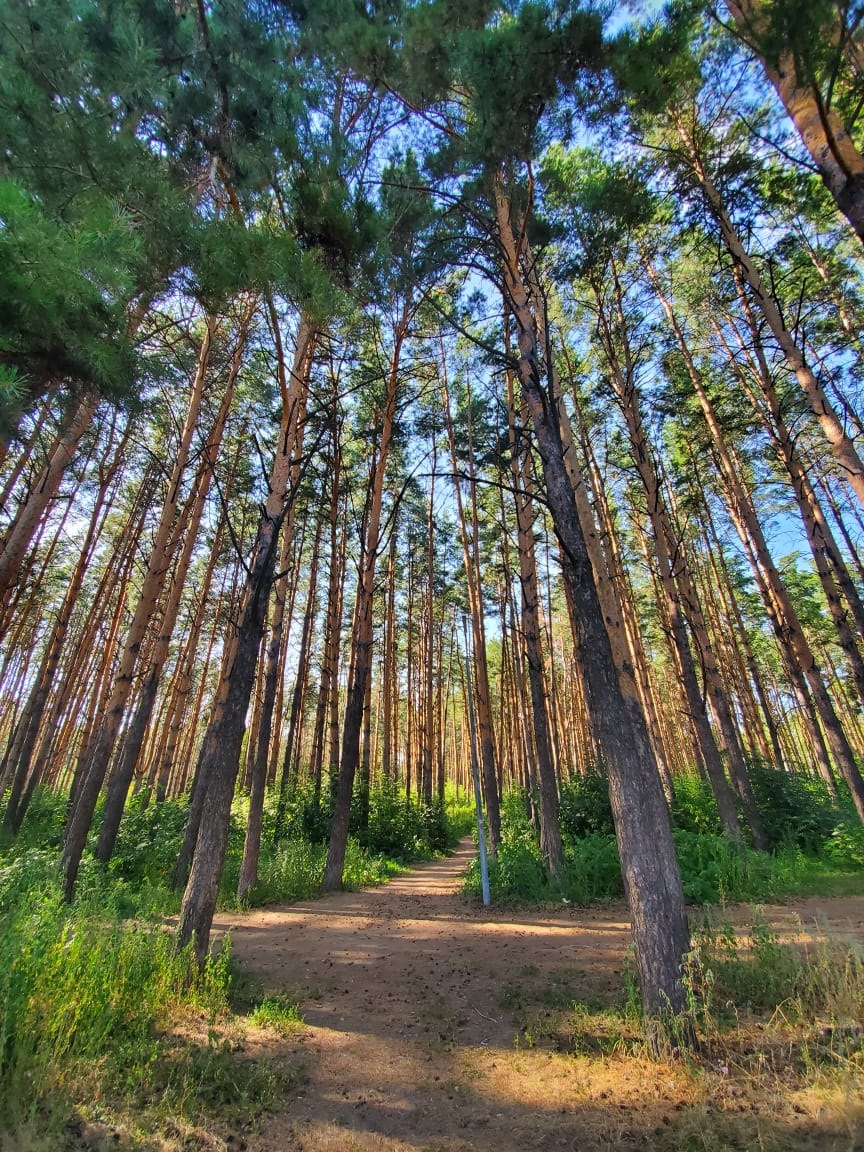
[193,838,864,1152]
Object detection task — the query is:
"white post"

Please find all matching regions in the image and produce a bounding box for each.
[462,614,490,906]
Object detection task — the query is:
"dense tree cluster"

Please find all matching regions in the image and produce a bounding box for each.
[3,0,864,1018]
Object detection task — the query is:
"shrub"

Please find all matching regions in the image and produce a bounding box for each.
[559,774,614,840]
[559,834,623,904]
[670,773,722,836]
[823,820,864,869]
[748,765,839,851]
[464,797,623,905]
[673,830,777,904]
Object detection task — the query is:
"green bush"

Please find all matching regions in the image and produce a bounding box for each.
[244,838,327,904]
[464,784,864,907]
[670,774,722,836]
[823,820,864,869]
[108,791,189,888]
[673,830,779,904]
[559,774,614,840]
[465,791,624,905]
[559,834,624,904]
[749,765,840,851]
[269,779,471,862]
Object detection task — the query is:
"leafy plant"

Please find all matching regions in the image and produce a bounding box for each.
[250,994,304,1035]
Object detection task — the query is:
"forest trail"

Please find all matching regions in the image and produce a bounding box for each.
[213,841,864,1152]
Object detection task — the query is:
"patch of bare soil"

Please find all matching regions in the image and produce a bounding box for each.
[211,840,864,1152]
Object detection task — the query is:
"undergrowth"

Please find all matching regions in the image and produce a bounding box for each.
[465,773,864,906]
[0,851,289,1148]
[0,779,472,1147]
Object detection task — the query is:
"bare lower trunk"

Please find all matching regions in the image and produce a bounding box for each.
[322,314,406,892]
[595,270,745,842]
[506,365,563,877]
[177,318,316,960]
[61,321,219,900]
[495,178,689,1017]
[440,354,501,850]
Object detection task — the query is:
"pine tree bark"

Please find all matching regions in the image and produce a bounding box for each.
[440,355,502,851]
[96,310,252,861]
[726,0,864,245]
[495,176,689,1018]
[506,366,563,876]
[595,270,746,841]
[0,390,98,618]
[716,304,864,710]
[322,310,407,891]
[177,317,316,961]
[682,131,864,507]
[61,319,218,899]
[681,338,864,818]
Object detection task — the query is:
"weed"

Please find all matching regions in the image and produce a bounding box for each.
[249,994,304,1035]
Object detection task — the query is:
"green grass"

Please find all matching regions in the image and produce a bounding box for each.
[0,779,474,1147]
[249,993,304,1035]
[0,857,233,1138]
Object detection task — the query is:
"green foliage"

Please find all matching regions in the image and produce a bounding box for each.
[824,821,864,870]
[457,5,604,163]
[687,913,864,1030]
[610,1,704,116]
[466,780,864,907]
[464,790,624,904]
[107,791,190,889]
[0,180,139,409]
[221,781,471,906]
[357,784,454,860]
[560,834,625,904]
[11,780,469,919]
[673,829,785,904]
[670,773,722,835]
[0,861,231,1136]
[249,994,304,1035]
[559,774,615,839]
[541,146,656,277]
[748,764,841,852]
[272,779,469,861]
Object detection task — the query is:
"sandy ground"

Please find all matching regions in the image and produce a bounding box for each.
[211,840,864,1152]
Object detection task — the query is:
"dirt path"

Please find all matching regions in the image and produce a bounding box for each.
[213,841,864,1152]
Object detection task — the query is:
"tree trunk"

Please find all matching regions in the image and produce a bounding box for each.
[0,390,98,618]
[177,317,316,961]
[717,303,864,711]
[679,334,864,818]
[726,0,864,245]
[440,353,502,851]
[495,176,689,1018]
[506,364,563,877]
[322,311,407,892]
[61,319,219,900]
[683,134,864,508]
[2,418,129,829]
[96,310,252,861]
[595,270,745,841]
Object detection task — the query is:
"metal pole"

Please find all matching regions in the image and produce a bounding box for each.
[462,614,490,906]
